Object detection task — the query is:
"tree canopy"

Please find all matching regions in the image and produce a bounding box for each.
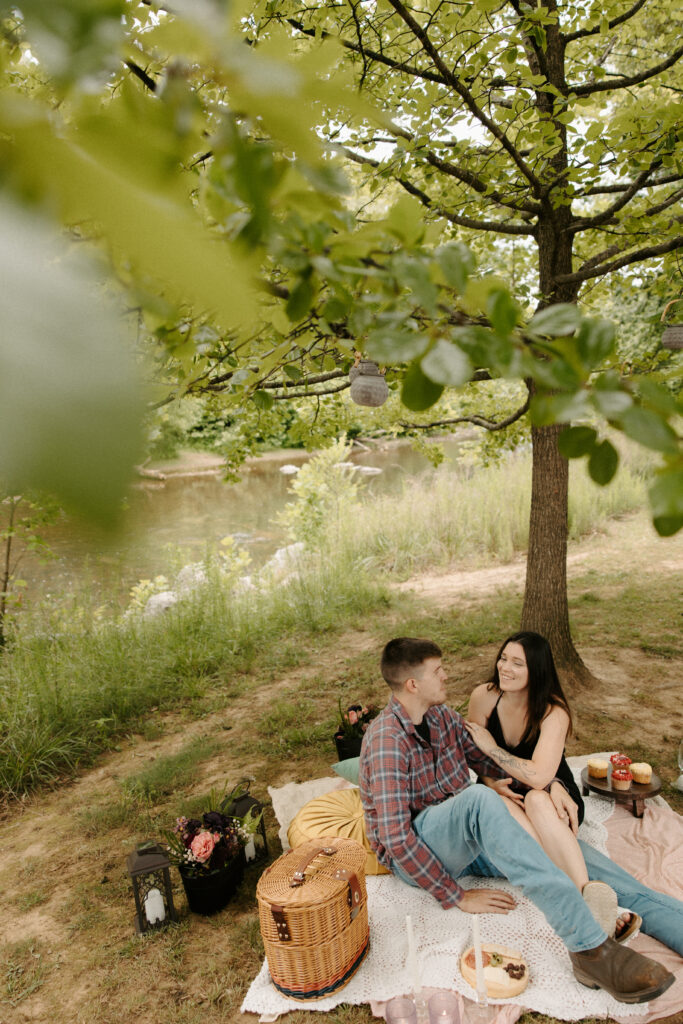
[0,0,682,673]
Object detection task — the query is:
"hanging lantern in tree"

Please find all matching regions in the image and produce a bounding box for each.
[661,299,683,350]
[127,842,178,935]
[222,778,269,863]
[349,360,389,407]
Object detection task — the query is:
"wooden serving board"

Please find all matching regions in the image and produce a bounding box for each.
[581,767,661,818]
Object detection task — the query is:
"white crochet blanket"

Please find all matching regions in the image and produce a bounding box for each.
[241,754,664,1020]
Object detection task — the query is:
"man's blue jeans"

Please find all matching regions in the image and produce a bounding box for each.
[408,786,604,952]
[579,841,683,955]
[395,785,681,954]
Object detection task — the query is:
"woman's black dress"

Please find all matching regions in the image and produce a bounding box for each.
[484,695,585,825]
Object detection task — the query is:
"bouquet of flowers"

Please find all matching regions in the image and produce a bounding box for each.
[165,787,260,877]
[336,699,380,739]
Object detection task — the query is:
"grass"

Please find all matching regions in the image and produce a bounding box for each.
[1,542,681,1024]
[0,441,650,800]
[329,449,647,577]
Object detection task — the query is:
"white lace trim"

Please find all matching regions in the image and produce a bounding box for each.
[242,755,652,1020]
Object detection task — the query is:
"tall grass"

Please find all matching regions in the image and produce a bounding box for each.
[0,442,648,798]
[328,449,647,576]
[0,557,385,798]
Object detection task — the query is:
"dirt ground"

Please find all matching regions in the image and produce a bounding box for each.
[1,513,682,1024]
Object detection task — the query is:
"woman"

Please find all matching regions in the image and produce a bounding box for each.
[464,630,640,942]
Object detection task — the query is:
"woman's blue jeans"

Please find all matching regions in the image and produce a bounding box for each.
[395,785,683,955]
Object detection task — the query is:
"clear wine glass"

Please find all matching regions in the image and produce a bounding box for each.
[676,739,683,792]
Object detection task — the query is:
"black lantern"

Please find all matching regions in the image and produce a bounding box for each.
[127,842,178,935]
[222,778,269,863]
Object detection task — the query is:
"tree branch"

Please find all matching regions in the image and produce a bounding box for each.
[557,235,683,285]
[582,172,683,196]
[259,370,347,390]
[571,164,660,231]
[344,122,540,214]
[573,44,683,95]
[400,394,530,432]
[563,0,648,43]
[124,59,157,92]
[269,381,351,399]
[342,147,537,235]
[383,0,543,193]
[285,17,450,89]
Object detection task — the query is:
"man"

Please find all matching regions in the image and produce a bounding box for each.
[359,637,676,1004]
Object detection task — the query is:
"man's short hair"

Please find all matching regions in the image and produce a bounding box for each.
[380,637,442,690]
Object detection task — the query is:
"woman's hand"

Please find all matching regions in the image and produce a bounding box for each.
[548,781,579,835]
[464,719,496,755]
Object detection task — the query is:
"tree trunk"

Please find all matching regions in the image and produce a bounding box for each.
[521,424,597,688]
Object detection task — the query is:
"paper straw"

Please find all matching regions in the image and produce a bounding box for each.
[471,915,488,1006]
[405,914,422,998]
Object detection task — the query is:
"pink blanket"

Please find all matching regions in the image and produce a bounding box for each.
[373,801,683,1024]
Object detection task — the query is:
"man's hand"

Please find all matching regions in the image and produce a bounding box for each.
[485,776,524,805]
[549,781,579,834]
[457,889,517,914]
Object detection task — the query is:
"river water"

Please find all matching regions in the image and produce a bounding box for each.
[20,440,464,609]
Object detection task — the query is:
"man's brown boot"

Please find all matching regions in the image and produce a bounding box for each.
[570,936,674,1004]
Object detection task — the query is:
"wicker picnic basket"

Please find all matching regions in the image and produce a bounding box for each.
[256,837,369,1000]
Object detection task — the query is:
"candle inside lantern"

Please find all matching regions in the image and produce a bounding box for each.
[244,837,256,862]
[144,887,166,925]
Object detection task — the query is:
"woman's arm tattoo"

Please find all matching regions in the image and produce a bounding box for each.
[491,747,537,781]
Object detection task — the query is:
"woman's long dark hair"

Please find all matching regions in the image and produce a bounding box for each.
[489,631,573,744]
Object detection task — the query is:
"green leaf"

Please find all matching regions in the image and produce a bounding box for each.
[649,470,683,536]
[588,440,618,485]
[283,364,303,381]
[0,204,144,522]
[558,426,598,458]
[385,195,425,245]
[636,378,681,416]
[487,288,519,335]
[401,363,444,412]
[252,389,274,410]
[528,304,581,337]
[530,392,590,426]
[365,327,429,364]
[436,243,476,294]
[591,388,632,419]
[421,340,472,387]
[575,318,615,366]
[286,275,315,322]
[620,406,679,455]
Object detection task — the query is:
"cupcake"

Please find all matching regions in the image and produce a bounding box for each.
[587,758,609,779]
[610,753,632,768]
[630,762,652,784]
[611,768,632,791]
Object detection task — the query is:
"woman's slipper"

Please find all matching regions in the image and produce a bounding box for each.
[582,880,618,937]
[615,907,642,944]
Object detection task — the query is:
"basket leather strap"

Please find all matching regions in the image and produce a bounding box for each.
[334,867,362,920]
[289,843,338,886]
[269,904,291,941]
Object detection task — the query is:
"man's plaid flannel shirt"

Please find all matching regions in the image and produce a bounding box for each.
[359,694,506,907]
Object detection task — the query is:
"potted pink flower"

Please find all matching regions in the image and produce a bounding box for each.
[165,790,259,915]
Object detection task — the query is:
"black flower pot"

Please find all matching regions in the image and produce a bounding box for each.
[179,857,244,915]
[334,732,363,761]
